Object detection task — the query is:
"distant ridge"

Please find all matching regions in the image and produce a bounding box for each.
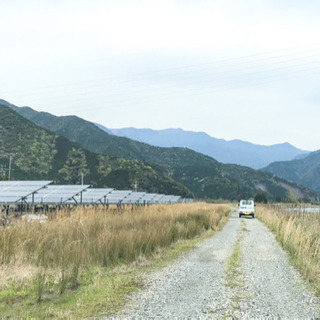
[108,127,309,169]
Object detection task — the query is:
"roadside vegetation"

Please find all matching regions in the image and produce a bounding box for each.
[222,218,247,317]
[0,203,230,318]
[256,205,320,296]
[225,222,245,289]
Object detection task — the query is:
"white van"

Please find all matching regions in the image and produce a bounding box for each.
[239,199,255,218]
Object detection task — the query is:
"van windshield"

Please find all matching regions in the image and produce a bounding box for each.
[241,200,252,205]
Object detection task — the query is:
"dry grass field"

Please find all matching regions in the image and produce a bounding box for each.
[256,205,320,296]
[0,203,230,318]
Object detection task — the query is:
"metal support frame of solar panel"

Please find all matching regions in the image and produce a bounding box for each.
[105,190,132,204]
[72,188,114,205]
[0,180,52,204]
[24,185,90,205]
[121,192,146,205]
[139,193,158,205]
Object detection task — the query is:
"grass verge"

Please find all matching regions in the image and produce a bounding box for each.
[0,203,231,318]
[225,238,243,289]
[225,219,247,290]
[256,204,320,296]
[221,218,247,317]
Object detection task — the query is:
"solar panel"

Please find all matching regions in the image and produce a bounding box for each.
[159,195,171,204]
[121,192,146,204]
[139,193,158,204]
[169,196,182,203]
[149,194,165,204]
[158,195,181,204]
[183,198,194,203]
[24,185,90,204]
[0,181,52,189]
[73,188,114,204]
[0,180,52,204]
[105,190,132,204]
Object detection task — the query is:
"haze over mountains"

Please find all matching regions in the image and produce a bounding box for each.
[1,99,318,201]
[99,126,309,169]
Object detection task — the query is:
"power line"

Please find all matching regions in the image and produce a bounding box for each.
[7,50,320,103]
[10,60,320,111]
[2,42,320,112]
[2,41,320,97]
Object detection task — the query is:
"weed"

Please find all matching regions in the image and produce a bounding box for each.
[70,262,80,290]
[225,239,243,288]
[223,219,248,318]
[33,270,45,303]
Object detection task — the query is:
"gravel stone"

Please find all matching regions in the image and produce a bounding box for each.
[105,209,320,319]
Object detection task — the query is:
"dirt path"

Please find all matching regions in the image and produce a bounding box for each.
[107,209,320,319]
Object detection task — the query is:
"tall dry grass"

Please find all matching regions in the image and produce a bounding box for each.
[257,205,320,295]
[0,203,230,315]
[0,203,229,271]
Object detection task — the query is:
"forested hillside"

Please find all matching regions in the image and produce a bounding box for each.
[0,104,192,197]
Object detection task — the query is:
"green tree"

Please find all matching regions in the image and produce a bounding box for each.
[97,155,113,176]
[15,132,57,175]
[254,193,268,203]
[58,148,90,184]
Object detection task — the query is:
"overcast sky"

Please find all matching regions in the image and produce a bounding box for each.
[1,0,320,151]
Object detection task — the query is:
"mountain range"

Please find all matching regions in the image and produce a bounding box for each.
[100,126,309,169]
[1,99,317,201]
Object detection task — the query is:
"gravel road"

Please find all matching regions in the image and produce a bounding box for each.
[107,209,320,319]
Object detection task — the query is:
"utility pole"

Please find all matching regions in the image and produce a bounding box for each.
[134,180,138,192]
[81,172,84,185]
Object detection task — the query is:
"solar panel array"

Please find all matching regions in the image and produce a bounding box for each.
[0,181,193,205]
